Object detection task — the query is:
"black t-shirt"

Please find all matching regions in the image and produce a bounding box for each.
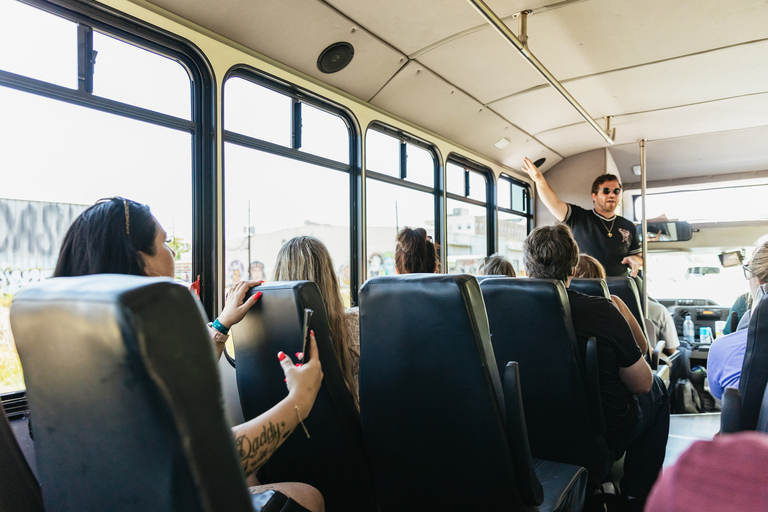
[567,288,643,445]
[564,204,641,277]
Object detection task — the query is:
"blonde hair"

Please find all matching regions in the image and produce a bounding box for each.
[574,254,607,280]
[273,236,356,401]
[751,237,768,284]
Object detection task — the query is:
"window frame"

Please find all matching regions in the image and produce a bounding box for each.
[0,0,215,399]
[363,122,444,273]
[445,154,496,258]
[222,65,362,302]
[498,172,534,233]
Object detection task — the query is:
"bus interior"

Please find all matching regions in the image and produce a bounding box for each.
[2,0,768,510]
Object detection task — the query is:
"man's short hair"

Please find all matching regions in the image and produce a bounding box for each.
[523,223,579,281]
[591,173,621,195]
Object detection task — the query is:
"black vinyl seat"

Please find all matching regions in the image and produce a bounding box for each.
[606,276,649,342]
[232,281,377,512]
[359,274,587,512]
[0,412,44,512]
[479,277,610,486]
[721,291,768,432]
[10,275,266,512]
[569,278,611,300]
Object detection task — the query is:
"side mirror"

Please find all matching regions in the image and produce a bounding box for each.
[636,221,693,242]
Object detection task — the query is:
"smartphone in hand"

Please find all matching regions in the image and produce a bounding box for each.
[301,308,314,362]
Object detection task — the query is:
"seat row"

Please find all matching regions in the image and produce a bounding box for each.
[4,273,676,511]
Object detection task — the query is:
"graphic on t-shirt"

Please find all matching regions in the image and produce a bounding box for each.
[618,228,630,243]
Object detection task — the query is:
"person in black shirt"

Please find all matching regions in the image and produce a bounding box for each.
[523,224,669,509]
[522,157,643,277]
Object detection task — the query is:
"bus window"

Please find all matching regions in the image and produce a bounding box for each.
[445,160,493,275]
[497,174,532,276]
[0,0,200,394]
[364,127,438,278]
[223,73,354,319]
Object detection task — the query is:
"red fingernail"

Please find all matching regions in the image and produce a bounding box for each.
[295,352,301,359]
[253,291,262,301]
[296,363,303,367]
[310,330,315,337]
[284,378,287,383]
[257,280,265,284]
[278,352,286,361]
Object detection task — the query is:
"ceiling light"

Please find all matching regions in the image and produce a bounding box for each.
[632,165,642,176]
[494,137,510,149]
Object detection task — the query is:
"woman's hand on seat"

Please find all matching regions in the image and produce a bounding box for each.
[218,280,263,328]
[279,333,323,418]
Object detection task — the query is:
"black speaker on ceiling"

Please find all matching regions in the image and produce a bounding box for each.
[533,157,546,168]
[317,42,354,74]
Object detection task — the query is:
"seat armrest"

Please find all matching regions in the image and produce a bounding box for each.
[503,362,544,506]
[585,337,606,434]
[650,339,666,370]
[720,387,743,434]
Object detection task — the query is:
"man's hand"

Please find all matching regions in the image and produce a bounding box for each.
[522,157,545,182]
[622,254,644,278]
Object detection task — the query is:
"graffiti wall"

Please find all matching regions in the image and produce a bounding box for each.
[0,198,89,294]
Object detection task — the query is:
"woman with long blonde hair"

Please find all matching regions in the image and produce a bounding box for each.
[273,237,358,405]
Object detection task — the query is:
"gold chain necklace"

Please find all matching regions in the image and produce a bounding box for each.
[599,215,616,237]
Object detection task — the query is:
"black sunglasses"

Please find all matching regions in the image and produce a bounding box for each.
[599,187,622,195]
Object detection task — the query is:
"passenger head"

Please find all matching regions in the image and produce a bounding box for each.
[574,254,607,279]
[478,253,516,277]
[747,236,768,302]
[523,223,580,282]
[394,227,440,274]
[591,174,621,195]
[54,197,174,278]
[273,236,355,396]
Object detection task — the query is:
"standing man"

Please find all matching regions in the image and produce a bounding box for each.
[522,157,643,277]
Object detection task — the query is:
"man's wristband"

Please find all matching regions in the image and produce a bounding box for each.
[211,318,230,335]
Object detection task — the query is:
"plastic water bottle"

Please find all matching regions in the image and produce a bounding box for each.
[683,315,695,344]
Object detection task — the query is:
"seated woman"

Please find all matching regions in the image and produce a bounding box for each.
[53,197,325,512]
[708,237,768,400]
[273,236,358,407]
[478,253,516,277]
[395,227,440,274]
[574,254,648,355]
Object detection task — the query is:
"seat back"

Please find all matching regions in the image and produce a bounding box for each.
[606,276,649,342]
[479,277,610,484]
[358,274,532,511]
[569,278,611,300]
[10,275,253,512]
[738,292,768,430]
[232,281,377,512]
[0,412,44,512]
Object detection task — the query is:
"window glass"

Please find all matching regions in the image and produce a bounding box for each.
[300,103,349,163]
[0,0,77,88]
[365,129,400,177]
[92,31,191,119]
[224,142,351,297]
[365,179,435,278]
[633,184,768,223]
[512,182,528,214]
[498,177,512,210]
[224,77,291,146]
[446,162,466,196]
[446,200,488,274]
[468,170,487,202]
[404,143,434,187]
[1,86,193,394]
[498,211,528,276]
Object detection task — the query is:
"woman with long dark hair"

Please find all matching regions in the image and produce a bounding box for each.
[54,197,325,512]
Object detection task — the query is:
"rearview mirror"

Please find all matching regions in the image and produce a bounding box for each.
[636,221,693,242]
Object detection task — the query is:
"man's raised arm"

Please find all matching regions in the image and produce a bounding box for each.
[521,157,568,221]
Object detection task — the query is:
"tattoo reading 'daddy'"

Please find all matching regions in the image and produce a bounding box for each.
[236,421,289,476]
